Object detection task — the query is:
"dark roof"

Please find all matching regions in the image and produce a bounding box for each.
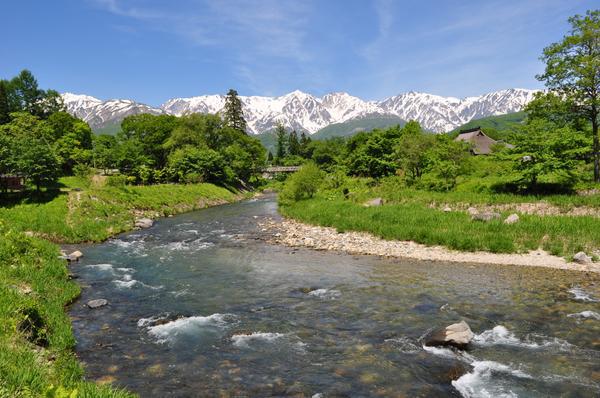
[454,127,497,155]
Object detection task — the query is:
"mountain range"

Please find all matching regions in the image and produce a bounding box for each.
[62,88,537,135]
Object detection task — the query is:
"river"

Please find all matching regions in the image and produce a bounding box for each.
[69,195,600,397]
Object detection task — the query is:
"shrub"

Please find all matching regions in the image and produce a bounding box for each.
[106,175,128,187]
[280,162,323,202]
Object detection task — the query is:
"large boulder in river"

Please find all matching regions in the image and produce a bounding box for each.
[135,218,154,229]
[423,321,474,349]
[87,299,108,309]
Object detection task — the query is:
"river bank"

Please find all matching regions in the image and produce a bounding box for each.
[0,180,242,397]
[260,217,600,273]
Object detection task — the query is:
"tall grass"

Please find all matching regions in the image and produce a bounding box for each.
[281,198,600,257]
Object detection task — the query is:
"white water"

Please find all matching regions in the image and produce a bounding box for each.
[568,287,599,302]
[567,311,600,320]
[142,313,236,344]
[452,360,531,398]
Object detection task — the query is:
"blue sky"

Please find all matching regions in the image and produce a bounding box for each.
[0,0,594,105]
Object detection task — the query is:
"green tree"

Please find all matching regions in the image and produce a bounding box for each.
[538,10,600,181]
[299,131,311,157]
[395,130,434,181]
[11,70,44,116]
[0,81,10,124]
[275,123,287,161]
[222,89,247,133]
[167,146,229,184]
[506,120,590,190]
[121,113,179,169]
[280,162,323,202]
[92,134,118,173]
[288,130,301,156]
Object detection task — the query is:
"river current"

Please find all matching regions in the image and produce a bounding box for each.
[70,196,600,397]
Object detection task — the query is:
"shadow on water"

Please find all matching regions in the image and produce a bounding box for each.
[69,196,600,397]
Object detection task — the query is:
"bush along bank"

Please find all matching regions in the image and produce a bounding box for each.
[0,181,240,397]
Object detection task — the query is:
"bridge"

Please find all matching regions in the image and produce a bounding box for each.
[262,166,301,178]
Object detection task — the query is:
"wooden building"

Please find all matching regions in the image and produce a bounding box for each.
[454,127,499,155]
[0,174,25,191]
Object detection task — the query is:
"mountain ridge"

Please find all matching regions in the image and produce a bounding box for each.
[62,88,537,135]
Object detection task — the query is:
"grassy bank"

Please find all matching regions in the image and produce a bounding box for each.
[0,179,239,397]
[279,178,600,259]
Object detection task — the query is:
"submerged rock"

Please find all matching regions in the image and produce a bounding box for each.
[135,218,154,229]
[364,197,383,207]
[573,251,592,264]
[423,320,474,349]
[87,299,108,309]
[471,212,501,222]
[504,213,520,224]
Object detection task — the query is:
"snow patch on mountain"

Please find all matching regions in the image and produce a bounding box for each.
[62,88,537,134]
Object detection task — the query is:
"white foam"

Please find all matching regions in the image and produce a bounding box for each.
[231,332,287,348]
[308,288,341,299]
[422,345,456,359]
[86,263,115,273]
[145,314,235,344]
[567,310,600,320]
[473,325,572,350]
[114,279,137,288]
[569,287,599,302]
[113,279,163,290]
[452,360,531,398]
[137,315,168,328]
[116,267,135,273]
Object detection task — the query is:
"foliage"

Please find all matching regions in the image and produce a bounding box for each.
[280,162,323,203]
[537,10,600,181]
[501,120,590,191]
[222,89,247,133]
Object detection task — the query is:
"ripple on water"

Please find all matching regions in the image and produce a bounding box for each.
[231,332,307,352]
[568,286,599,302]
[308,288,341,300]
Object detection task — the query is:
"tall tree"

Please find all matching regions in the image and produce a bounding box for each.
[0,81,10,124]
[222,89,247,133]
[299,131,311,156]
[538,10,600,181]
[275,123,287,161]
[288,130,301,156]
[12,70,44,116]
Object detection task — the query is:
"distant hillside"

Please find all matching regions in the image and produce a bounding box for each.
[256,131,278,154]
[312,115,406,140]
[450,112,526,140]
[93,121,121,136]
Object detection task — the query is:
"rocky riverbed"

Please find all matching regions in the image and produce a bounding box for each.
[259,217,600,273]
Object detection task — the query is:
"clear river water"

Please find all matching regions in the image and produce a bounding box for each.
[69,196,600,397]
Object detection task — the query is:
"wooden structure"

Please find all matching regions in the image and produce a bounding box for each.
[262,166,301,179]
[0,174,25,191]
[454,127,498,155]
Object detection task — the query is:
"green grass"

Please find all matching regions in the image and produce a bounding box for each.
[0,182,237,243]
[331,176,600,210]
[281,197,600,257]
[0,179,239,397]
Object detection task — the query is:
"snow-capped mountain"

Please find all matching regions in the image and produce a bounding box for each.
[63,93,162,130]
[62,88,537,134]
